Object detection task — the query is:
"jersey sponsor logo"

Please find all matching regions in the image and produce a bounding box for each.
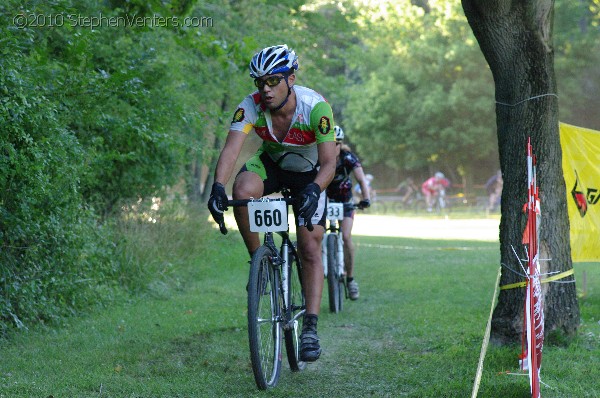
[232,108,245,123]
[318,116,331,135]
[287,130,306,144]
[285,127,316,145]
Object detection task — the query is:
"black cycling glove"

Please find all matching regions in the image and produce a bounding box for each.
[297,182,321,231]
[359,199,371,209]
[207,182,229,235]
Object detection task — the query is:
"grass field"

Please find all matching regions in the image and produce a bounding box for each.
[0,214,598,397]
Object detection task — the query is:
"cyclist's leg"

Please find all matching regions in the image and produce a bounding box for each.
[232,151,280,255]
[286,169,327,317]
[296,224,325,361]
[422,187,433,210]
[340,214,360,300]
[340,213,355,278]
[283,168,327,362]
[296,223,325,317]
[232,171,263,254]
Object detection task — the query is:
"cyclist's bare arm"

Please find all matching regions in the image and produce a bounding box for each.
[214,130,248,185]
[314,141,336,191]
[352,166,371,201]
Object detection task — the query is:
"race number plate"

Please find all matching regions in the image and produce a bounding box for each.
[326,203,344,221]
[248,201,288,233]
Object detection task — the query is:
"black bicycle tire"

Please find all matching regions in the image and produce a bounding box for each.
[284,243,307,372]
[337,260,345,312]
[327,234,341,313]
[247,246,282,390]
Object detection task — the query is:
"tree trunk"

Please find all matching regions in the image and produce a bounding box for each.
[186,154,202,204]
[201,137,222,203]
[201,97,229,203]
[462,0,580,344]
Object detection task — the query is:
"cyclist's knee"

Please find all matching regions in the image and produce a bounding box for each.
[298,241,321,264]
[233,173,263,199]
[342,233,352,246]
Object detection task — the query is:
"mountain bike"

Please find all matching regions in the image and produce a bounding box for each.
[322,201,363,313]
[227,194,306,390]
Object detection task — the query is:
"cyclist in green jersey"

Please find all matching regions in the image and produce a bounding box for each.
[208,45,337,363]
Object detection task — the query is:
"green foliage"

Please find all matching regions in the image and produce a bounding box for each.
[554,0,600,129]
[112,199,214,296]
[342,1,497,181]
[0,2,117,335]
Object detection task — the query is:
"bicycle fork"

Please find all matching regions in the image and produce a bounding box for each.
[336,232,344,278]
[322,231,345,279]
[276,239,302,332]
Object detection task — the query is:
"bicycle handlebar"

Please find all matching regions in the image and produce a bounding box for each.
[328,201,368,211]
[352,203,368,210]
[226,197,298,208]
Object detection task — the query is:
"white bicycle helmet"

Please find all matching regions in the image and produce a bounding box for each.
[435,172,445,179]
[334,125,344,141]
[249,44,299,78]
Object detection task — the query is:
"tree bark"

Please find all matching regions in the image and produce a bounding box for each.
[186,154,202,204]
[462,0,580,344]
[201,96,229,203]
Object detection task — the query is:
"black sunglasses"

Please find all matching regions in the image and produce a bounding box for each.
[254,75,285,89]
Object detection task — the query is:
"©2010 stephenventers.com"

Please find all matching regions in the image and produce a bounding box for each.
[12,12,213,29]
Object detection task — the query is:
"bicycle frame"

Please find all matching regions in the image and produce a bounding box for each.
[322,201,363,313]
[261,230,304,330]
[229,196,305,326]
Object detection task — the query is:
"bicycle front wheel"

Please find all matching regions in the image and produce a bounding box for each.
[248,246,282,390]
[284,242,306,372]
[326,234,342,313]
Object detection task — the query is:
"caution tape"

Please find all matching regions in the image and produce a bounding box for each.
[499,268,575,290]
[471,266,502,398]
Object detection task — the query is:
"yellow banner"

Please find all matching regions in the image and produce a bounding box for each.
[560,122,600,262]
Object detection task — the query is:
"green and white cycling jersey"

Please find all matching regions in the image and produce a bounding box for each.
[230,85,335,173]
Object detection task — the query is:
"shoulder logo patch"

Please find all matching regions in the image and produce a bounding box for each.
[318,116,331,135]
[232,108,245,123]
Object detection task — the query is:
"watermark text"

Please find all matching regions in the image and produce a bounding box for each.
[12,13,213,29]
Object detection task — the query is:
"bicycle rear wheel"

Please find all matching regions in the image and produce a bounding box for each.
[284,242,306,372]
[248,246,282,390]
[326,234,343,313]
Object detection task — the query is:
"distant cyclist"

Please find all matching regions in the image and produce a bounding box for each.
[207,44,336,363]
[421,172,450,212]
[484,169,503,213]
[325,125,371,300]
[395,177,419,205]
